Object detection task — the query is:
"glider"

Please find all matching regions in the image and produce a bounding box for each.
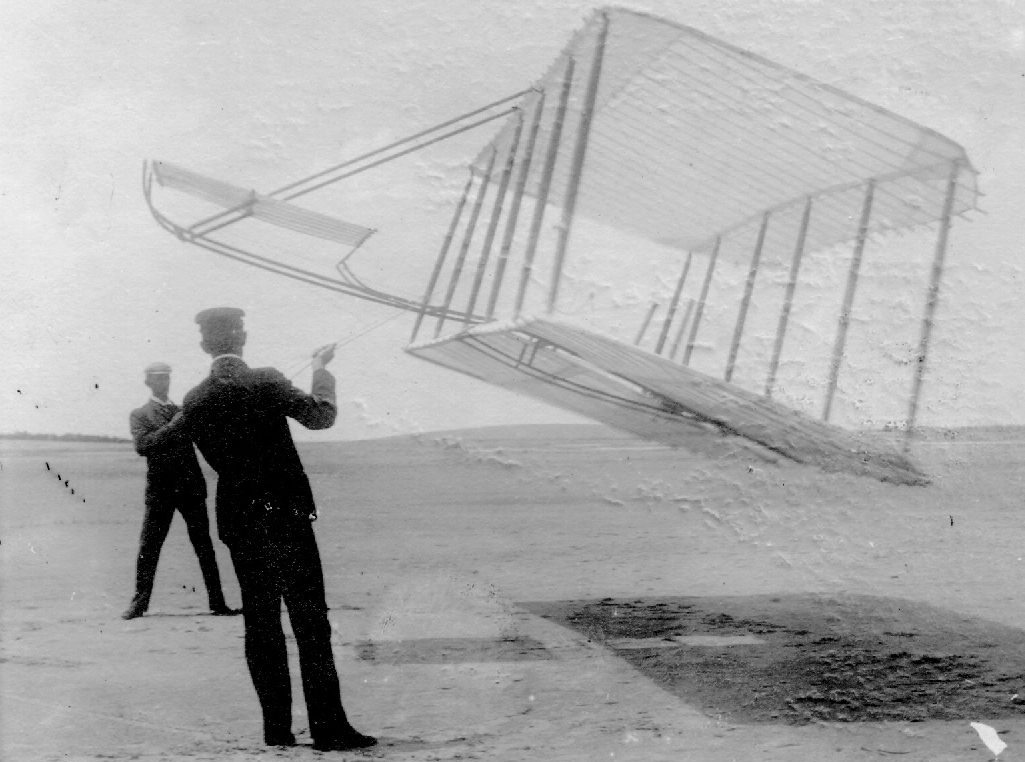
[144,8,979,485]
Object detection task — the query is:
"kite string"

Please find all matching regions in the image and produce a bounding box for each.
[287,310,407,380]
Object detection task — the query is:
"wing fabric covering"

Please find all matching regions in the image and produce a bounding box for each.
[407,8,977,482]
[473,8,977,262]
[152,161,375,247]
[408,318,928,485]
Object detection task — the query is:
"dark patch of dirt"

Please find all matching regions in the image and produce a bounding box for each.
[523,594,1025,724]
[356,636,552,664]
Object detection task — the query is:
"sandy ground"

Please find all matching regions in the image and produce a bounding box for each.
[3,425,1025,761]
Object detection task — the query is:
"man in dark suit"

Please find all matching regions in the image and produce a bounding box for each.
[123,362,238,620]
[166,307,375,752]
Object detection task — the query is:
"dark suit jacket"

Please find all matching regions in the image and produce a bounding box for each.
[175,357,337,545]
[129,399,206,503]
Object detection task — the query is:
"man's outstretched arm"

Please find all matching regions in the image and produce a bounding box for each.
[281,344,338,431]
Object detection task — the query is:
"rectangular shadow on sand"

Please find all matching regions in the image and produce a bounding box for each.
[356,636,552,665]
[522,594,1025,724]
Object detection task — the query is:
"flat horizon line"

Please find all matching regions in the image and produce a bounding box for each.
[6,421,1025,446]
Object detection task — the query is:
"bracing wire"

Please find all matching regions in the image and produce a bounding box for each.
[287,310,408,380]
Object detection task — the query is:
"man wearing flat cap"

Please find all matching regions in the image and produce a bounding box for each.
[123,362,238,619]
[162,307,375,751]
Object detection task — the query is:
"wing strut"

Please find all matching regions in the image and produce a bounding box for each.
[143,89,531,318]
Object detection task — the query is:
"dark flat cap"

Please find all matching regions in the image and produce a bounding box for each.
[195,307,245,327]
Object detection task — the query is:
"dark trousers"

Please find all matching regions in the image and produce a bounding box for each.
[129,496,227,612]
[229,517,350,743]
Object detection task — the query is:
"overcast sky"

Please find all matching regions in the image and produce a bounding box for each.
[2,0,1023,441]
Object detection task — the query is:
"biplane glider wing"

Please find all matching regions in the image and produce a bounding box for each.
[145,7,979,485]
[408,317,927,485]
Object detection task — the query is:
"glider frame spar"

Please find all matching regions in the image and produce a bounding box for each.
[142,89,533,319]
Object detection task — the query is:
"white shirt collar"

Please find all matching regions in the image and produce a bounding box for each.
[212,353,244,365]
[150,396,175,406]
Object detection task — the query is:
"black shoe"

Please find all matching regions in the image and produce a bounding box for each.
[210,606,242,616]
[121,606,145,620]
[265,731,296,747]
[312,730,377,751]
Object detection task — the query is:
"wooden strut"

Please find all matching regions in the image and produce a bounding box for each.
[682,236,722,366]
[765,196,813,398]
[144,93,534,328]
[410,172,475,342]
[143,164,443,317]
[725,212,770,382]
[655,252,693,355]
[634,302,660,345]
[464,110,525,326]
[178,104,520,241]
[527,340,542,366]
[188,191,257,238]
[548,10,610,314]
[514,56,575,318]
[905,160,961,448]
[486,89,546,320]
[823,179,876,421]
[514,337,542,368]
[435,148,499,338]
[515,340,530,366]
[669,300,696,361]
[271,89,531,202]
